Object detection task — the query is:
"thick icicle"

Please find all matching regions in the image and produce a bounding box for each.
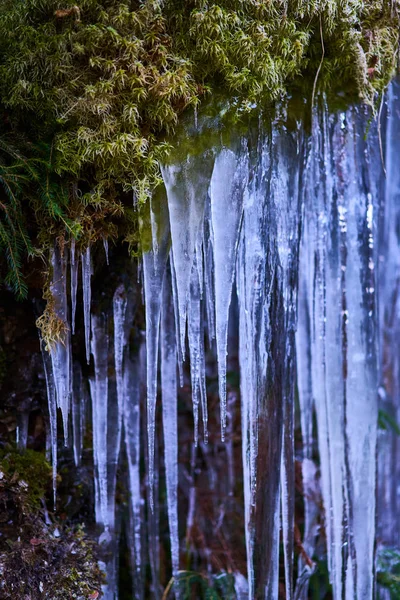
[236,118,301,599]
[49,244,72,443]
[237,131,279,599]
[273,120,303,600]
[161,264,180,579]
[91,313,109,530]
[340,108,378,600]
[302,103,380,599]
[161,152,214,356]
[377,80,400,556]
[141,188,170,507]
[70,238,78,335]
[82,246,92,365]
[210,142,248,437]
[188,252,207,444]
[294,227,319,598]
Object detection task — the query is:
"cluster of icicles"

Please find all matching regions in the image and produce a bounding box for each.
[39,81,400,600]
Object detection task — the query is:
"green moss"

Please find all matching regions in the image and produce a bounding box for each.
[0,446,52,507]
[0,1,398,299]
[0,462,103,599]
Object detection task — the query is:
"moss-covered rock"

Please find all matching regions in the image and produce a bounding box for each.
[0,450,103,599]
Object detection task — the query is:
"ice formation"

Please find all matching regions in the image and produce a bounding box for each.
[39,83,400,599]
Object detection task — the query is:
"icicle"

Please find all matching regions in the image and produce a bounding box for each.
[141,187,170,508]
[170,250,184,387]
[124,346,144,600]
[294,228,319,599]
[237,131,279,599]
[272,120,303,600]
[145,403,161,600]
[161,152,214,356]
[113,283,128,436]
[236,118,302,599]
[82,246,92,365]
[40,337,58,509]
[72,362,86,467]
[302,103,380,599]
[340,108,378,600]
[210,142,248,438]
[91,313,109,530]
[49,244,72,443]
[377,80,400,553]
[103,237,109,265]
[16,411,29,450]
[70,238,78,335]
[161,264,180,580]
[203,197,216,345]
[188,252,208,443]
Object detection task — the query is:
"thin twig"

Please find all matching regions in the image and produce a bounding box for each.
[161,577,174,600]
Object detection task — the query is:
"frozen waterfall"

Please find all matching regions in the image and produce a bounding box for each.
[40,82,400,599]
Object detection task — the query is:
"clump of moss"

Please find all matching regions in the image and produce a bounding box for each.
[0,452,103,599]
[0,446,52,507]
[0,0,398,301]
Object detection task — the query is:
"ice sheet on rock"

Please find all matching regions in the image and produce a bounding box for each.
[161,265,180,579]
[210,142,248,438]
[377,80,400,552]
[91,313,109,529]
[82,246,92,365]
[141,187,170,508]
[50,244,72,443]
[161,152,214,356]
[70,238,79,335]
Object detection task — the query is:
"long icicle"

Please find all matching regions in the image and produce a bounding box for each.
[40,336,58,509]
[49,243,72,444]
[70,238,79,335]
[161,262,180,583]
[124,345,144,600]
[142,188,170,508]
[162,153,213,357]
[82,246,92,365]
[210,141,248,438]
[91,313,109,530]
